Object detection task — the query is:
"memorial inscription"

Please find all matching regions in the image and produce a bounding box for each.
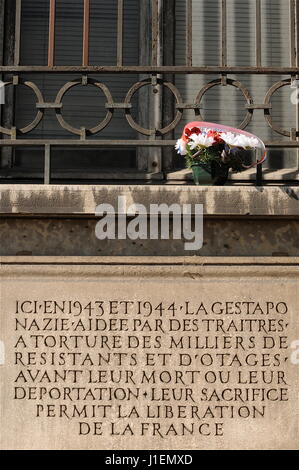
[0,258,298,450]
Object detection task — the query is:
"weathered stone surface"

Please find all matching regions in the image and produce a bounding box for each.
[1,217,298,257]
[1,184,299,216]
[0,257,298,450]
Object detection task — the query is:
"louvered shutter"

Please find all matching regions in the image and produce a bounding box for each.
[175,0,296,170]
[15,0,140,171]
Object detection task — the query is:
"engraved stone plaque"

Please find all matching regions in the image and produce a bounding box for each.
[0,257,298,450]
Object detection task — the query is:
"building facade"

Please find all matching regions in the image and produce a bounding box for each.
[1,0,299,452]
[0,0,298,256]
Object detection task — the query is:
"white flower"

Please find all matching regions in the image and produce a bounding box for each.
[238,135,260,149]
[221,132,261,149]
[220,132,238,147]
[175,138,187,155]
[189,133,215,150]
[231,135,260,149]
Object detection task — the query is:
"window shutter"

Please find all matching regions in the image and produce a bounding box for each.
[16,0,140,141]
[175,0,296,169]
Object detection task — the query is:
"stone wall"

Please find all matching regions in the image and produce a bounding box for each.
[1,185,299,257]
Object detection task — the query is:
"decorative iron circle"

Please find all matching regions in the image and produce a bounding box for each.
[124,78,183,136]
[54,78,114,135]
[195,78,253,130]
[264,79,291,137]
[0,79,44,135]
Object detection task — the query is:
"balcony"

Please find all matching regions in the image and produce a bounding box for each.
[0,0,299,185]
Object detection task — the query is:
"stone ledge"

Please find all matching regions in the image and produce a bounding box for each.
[1,256,298,279]
[0,184,299,217]
[1,256,298,265]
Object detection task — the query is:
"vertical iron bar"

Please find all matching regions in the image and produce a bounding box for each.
[295,0,299,170]
[256,158,263,186]
[256,0,262,184]
[162,0,176,170]
[290,0,296,66]
[44,144,51,184]
[0,0,5,168]
[150,0,162,173]
[256,0,262,66]
[1,1,16,168]
[137,0,151,171]
[255,148,263,186]
[221,0,227,66]
[14,0,22,66]
[48,0,56,67]
[82,0,90,66]
[0,0,4,78]
[152,0,159,66]
[186,0,192,66]
[117,0,124,66]
[291,0,299,170]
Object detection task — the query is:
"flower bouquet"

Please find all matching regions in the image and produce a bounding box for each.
[175,121,267,185]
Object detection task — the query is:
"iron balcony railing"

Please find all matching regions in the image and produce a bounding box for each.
[0,0,299,184]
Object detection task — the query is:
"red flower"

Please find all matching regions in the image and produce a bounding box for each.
[184,128,192,137]
[207,130,224,144]
[184,127,201,140]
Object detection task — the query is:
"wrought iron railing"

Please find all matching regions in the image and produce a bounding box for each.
[0,0,299,184]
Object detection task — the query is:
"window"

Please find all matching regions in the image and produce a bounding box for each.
[0,0,298,183]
